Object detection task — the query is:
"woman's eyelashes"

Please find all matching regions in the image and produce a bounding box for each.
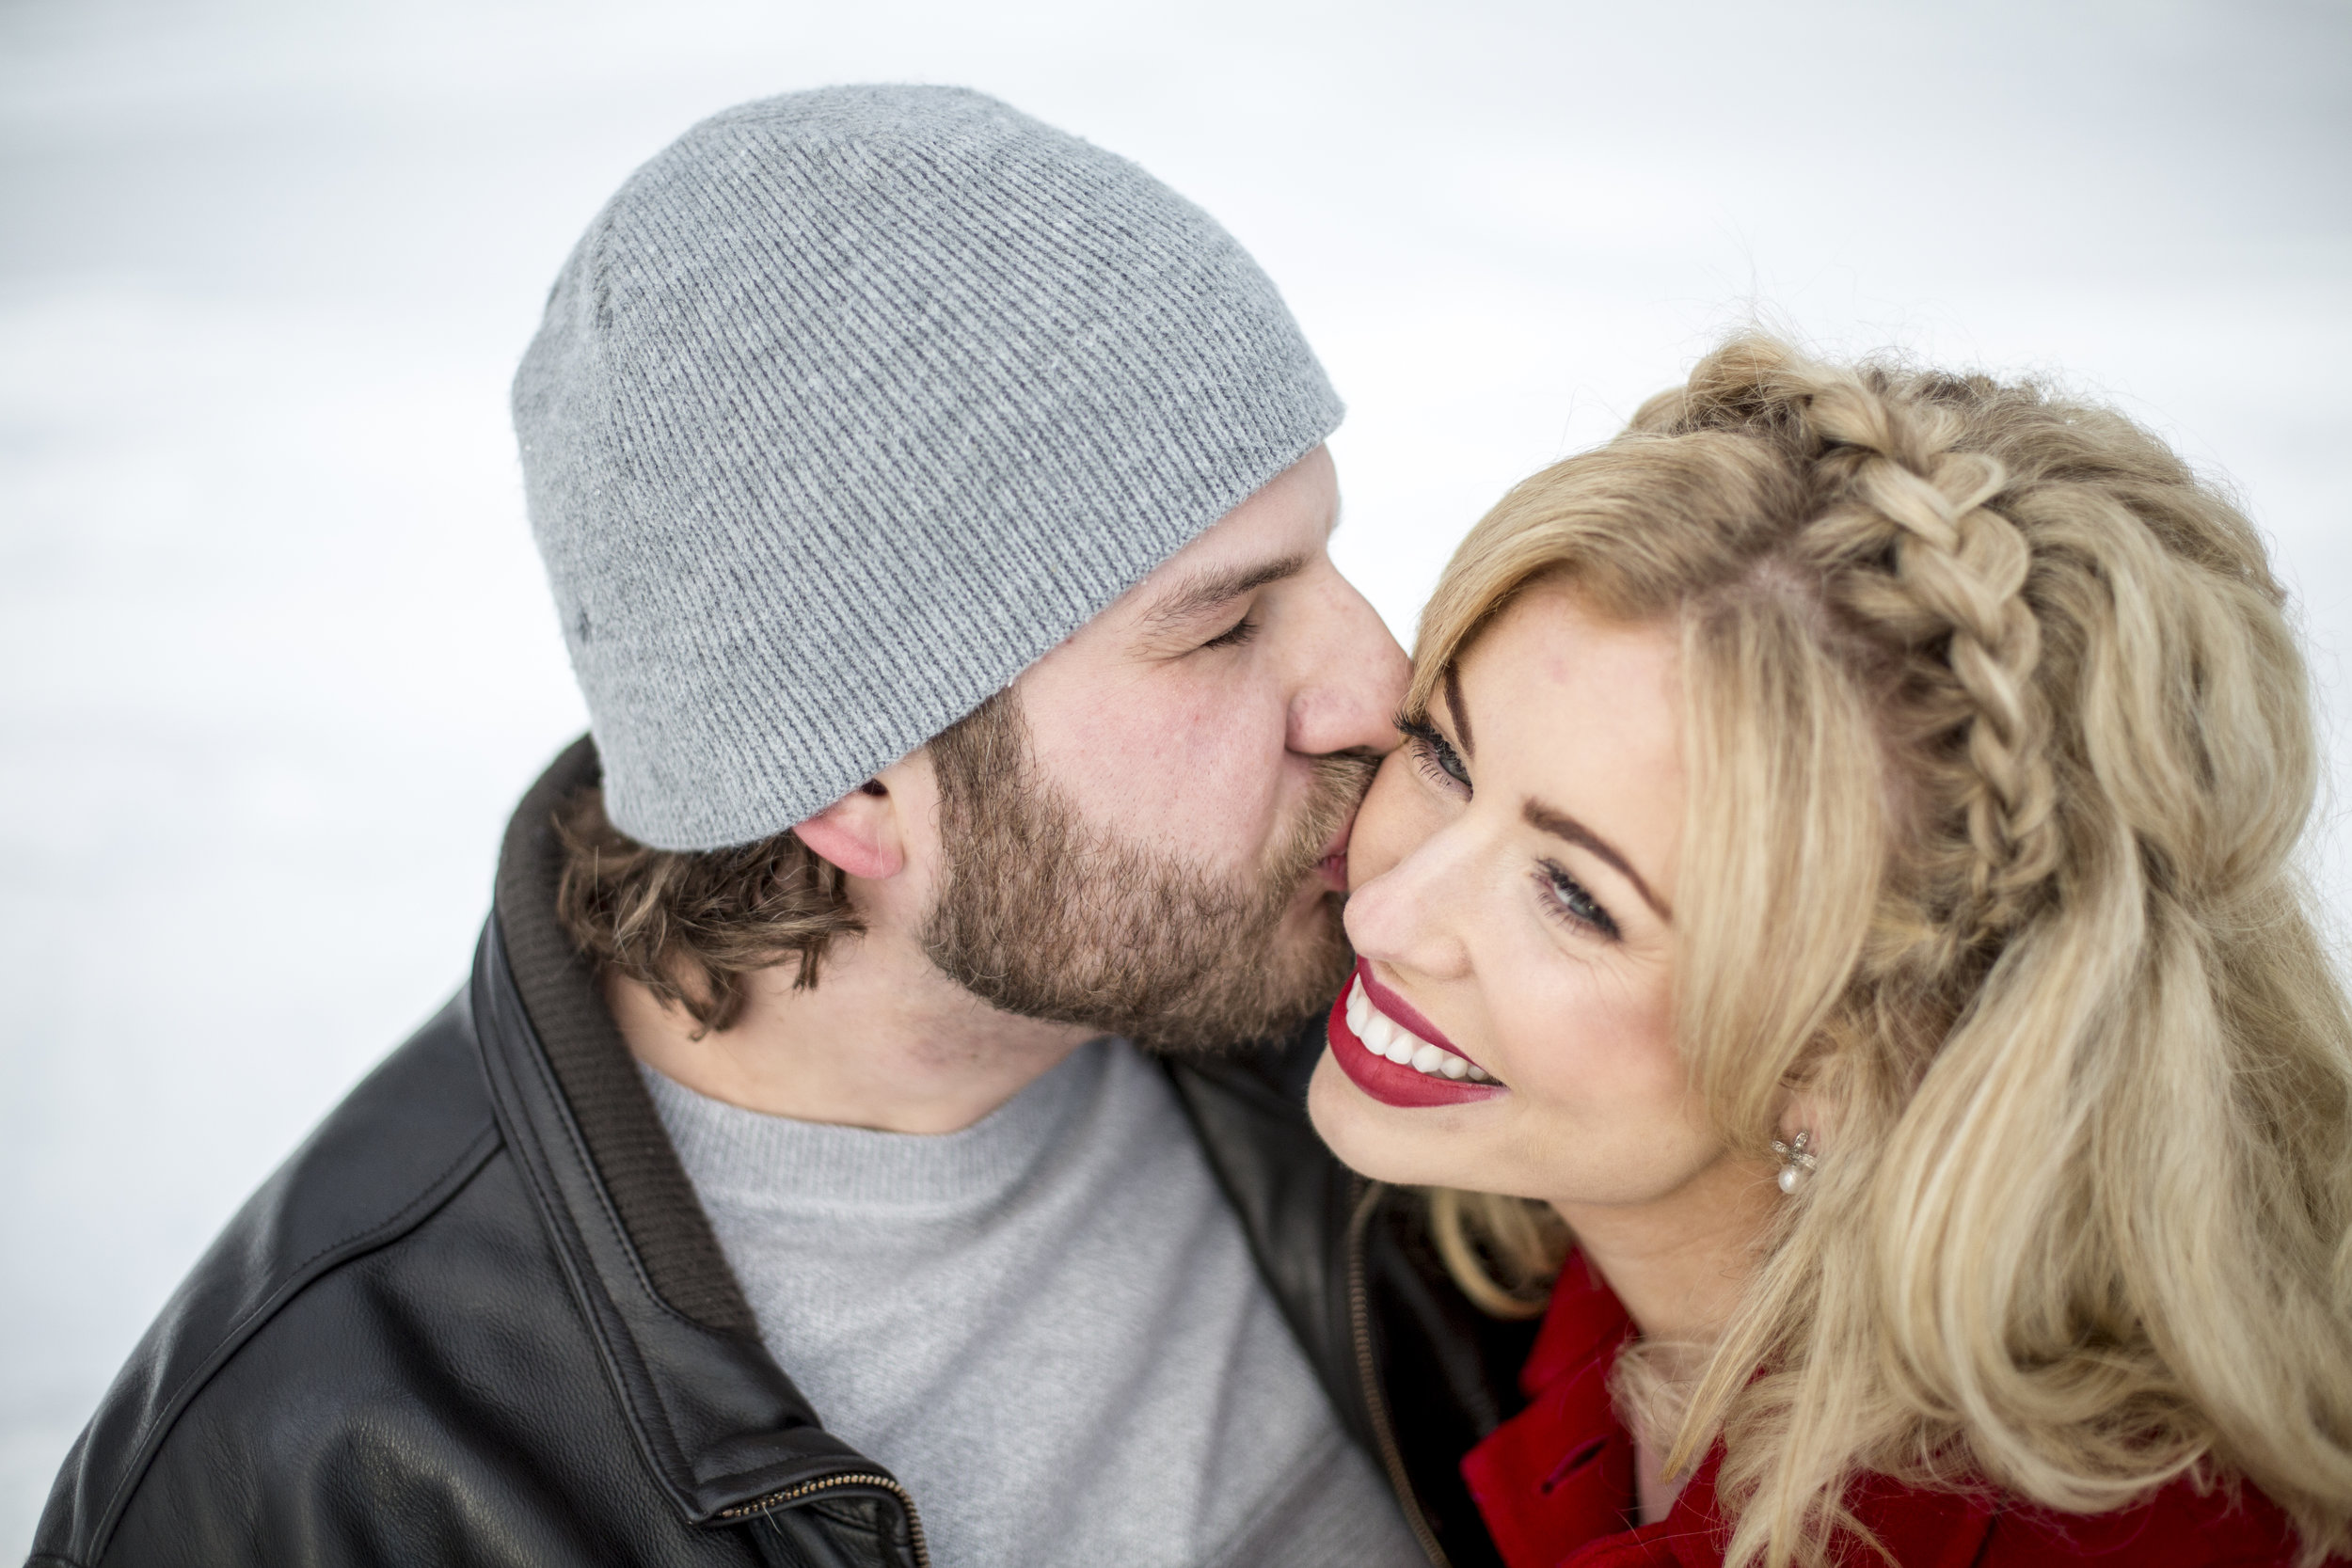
[1535,861,1620,941]
[1398,714,1470,791]
[1398,711,1619,941]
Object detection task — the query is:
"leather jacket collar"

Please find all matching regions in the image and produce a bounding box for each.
[480,736,929,1553]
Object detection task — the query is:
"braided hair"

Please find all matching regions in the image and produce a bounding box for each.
[1420,336,2352,1566]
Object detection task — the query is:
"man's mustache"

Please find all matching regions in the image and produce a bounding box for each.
[1272,749,1383,887]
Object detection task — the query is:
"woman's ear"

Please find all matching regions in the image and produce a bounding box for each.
[791,778,907,881]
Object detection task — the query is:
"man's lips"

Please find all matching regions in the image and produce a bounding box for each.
[1313,816,1354,892]
[1327,958,1505,1110]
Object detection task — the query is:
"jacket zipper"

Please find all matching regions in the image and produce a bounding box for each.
[1349,1177,1451,1568]
[717,1471,932,1568]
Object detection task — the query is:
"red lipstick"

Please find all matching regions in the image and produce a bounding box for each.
[1327,958,1505,1110]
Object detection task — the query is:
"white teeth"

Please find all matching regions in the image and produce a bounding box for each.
[1350,979,1500,1085]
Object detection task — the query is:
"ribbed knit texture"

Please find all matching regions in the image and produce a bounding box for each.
[514,85,1343,849]
[642,1040,1424,1568]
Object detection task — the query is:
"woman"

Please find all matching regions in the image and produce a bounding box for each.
[1312,336,2352,1566]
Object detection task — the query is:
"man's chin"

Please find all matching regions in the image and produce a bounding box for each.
[1130,917,1353,1059]
[924,754,1363,1059]
[1128,1003,1325,1061]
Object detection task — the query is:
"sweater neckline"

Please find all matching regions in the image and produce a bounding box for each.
[639,1037,1114,1212]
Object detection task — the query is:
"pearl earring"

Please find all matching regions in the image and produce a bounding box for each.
[1771,1131,1817,1195]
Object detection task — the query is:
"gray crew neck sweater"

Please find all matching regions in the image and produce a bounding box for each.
[642,1039,1422,1568]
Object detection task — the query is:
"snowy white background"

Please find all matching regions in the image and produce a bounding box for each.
[3,0,2346,1548]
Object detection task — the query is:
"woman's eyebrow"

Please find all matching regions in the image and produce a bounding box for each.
[1441,663,1474,757]
[1522,799,1671,921]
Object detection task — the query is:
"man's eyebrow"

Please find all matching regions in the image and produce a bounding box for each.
[1138,553,1307,632]
[1523,799,1672,922]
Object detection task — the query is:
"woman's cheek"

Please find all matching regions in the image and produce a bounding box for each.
[1346,747,1435,891]
[1497,971,1706,1199]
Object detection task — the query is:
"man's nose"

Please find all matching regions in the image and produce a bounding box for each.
[1287,568,1410,757]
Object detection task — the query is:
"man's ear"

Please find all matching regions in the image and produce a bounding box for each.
[791,779,906,881]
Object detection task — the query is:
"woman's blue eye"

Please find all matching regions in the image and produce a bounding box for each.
[1537,862,1620,941]
[1398,716,1470,790]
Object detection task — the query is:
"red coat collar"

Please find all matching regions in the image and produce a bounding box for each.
[1458,1252,2307,1568]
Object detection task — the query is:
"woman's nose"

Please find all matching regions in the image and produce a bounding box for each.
[1343,830,1472,985]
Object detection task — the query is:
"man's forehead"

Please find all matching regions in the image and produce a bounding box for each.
[1106,455,1338,624]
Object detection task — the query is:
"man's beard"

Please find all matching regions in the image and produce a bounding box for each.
[920,692,1377,1056]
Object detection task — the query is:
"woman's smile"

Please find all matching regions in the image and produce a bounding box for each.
[1326,958,1506,1108]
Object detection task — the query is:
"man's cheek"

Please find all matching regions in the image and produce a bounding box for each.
[1072,673,1271,795]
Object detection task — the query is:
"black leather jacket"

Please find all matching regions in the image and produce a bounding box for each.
[32,741,1534,1568]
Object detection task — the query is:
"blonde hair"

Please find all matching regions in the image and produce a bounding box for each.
[1421,336,2352,1565]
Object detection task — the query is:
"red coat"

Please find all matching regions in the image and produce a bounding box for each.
[1462,1253,2311,1568]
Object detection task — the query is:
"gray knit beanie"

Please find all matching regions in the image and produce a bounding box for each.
[514,84,1343,850]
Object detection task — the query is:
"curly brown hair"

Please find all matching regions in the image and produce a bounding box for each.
[553,693,1020,1034]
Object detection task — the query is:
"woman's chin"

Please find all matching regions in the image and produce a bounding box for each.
[1307,1045,1499,1189]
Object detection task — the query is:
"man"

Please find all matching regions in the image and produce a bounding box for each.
[33,87,1530,1568]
